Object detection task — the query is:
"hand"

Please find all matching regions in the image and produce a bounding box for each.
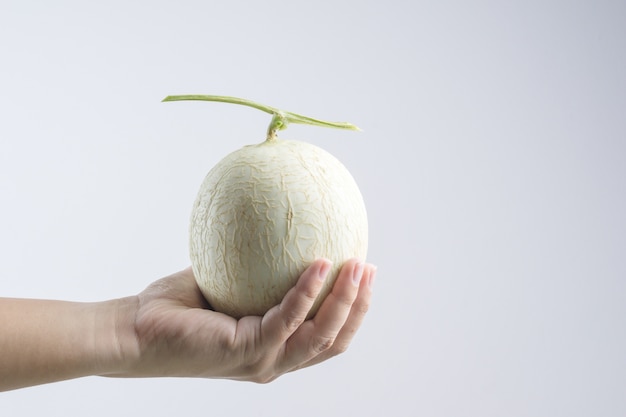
[115,259,376,383]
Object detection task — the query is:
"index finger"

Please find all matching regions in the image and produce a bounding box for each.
[260,259,332,347]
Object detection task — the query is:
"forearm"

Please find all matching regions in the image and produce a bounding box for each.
[0,297,138,391]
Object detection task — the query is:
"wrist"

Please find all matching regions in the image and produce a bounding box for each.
[95,296,140,377]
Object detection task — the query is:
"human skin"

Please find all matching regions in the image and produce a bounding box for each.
[0,258,375,391]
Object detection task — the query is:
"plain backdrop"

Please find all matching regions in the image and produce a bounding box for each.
[1,1,625,416]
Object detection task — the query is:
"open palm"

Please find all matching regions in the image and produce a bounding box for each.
[124,259,375,383]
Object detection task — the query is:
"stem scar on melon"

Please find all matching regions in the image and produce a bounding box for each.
[164,95,368,319]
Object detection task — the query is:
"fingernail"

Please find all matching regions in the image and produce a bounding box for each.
[368,266,377,289]
[318,260,332,281]
[352,261,364,285]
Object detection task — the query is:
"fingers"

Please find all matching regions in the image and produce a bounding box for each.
[260,259,332,347]
[277,259,373,372]
[293,263,376,370]
[309,259,364,351]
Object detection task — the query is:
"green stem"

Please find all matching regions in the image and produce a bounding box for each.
[162,94,361,141]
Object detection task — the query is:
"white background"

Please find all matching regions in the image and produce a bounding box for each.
[1,1,625,416]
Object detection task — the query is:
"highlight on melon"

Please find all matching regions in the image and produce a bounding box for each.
[164,95,368,318]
